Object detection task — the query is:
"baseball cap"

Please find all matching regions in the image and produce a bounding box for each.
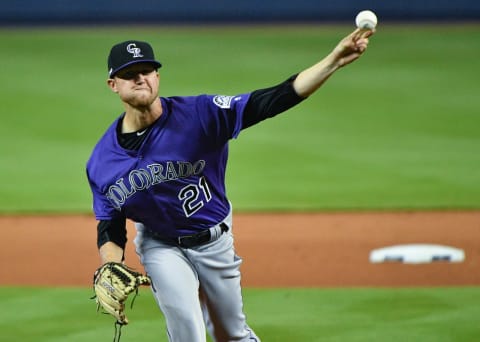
[107,40,162,78]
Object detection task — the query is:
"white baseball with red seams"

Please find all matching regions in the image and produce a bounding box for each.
[355,10,378,29]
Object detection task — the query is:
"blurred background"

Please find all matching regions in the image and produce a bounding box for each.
[2,0,480,25]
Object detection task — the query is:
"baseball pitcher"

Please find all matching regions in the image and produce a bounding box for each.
[87,28,374,341]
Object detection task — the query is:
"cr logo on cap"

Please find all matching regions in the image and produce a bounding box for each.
[126,43,143,58]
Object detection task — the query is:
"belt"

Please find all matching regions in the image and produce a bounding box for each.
[150,222,229,248]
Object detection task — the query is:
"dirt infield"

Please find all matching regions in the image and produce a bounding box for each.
[1,211,479,287]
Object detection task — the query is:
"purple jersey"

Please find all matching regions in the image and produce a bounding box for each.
[86,93,250,237]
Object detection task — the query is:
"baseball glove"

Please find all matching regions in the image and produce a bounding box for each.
[93,262,151,325]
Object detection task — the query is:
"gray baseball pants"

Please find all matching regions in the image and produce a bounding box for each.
[134,213,260,342]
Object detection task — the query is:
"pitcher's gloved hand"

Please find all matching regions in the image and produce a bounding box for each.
[93,262,151,325]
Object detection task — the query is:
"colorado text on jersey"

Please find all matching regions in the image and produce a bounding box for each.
[105,160,206,210]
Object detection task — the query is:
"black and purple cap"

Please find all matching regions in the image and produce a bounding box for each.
[107,40,162,78]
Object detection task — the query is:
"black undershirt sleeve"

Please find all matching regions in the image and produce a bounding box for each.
[97,216,127,250]
[242,74,305,129]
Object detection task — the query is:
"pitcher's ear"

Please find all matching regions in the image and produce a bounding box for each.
[107,78,118,93]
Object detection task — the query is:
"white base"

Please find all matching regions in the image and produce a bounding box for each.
[369,244,465,264]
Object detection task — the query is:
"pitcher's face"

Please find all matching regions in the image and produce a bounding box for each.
[108,63,160,108]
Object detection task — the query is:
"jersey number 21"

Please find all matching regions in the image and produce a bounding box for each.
[178,176,212,217]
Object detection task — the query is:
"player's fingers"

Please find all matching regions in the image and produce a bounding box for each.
[357,43,367,53]
[356,37,369,47]
[351,37,370,54]
[352,27,362,35]
[350,28,363,41]
[360,29,375,39]
[339,29,371,55]
[352,28,375,42]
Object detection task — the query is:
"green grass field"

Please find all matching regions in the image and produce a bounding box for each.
[0,287,479,342]
[0,24,479,212]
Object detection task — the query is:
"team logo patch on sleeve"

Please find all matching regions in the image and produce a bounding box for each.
[213,95,235,109]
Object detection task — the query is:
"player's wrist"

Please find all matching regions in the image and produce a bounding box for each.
[99,241,125,264]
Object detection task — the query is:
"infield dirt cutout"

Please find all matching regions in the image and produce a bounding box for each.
[1,211,479,287]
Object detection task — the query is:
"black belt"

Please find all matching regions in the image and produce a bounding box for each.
[150,222,229,248]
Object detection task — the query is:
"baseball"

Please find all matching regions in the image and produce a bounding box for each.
[355,10,377,30]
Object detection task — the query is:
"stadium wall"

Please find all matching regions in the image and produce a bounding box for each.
[2,0,480,25]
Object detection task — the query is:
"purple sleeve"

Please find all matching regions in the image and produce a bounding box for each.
[197,93,251,141]
[87,174,118,220]
[85,120,123,221]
